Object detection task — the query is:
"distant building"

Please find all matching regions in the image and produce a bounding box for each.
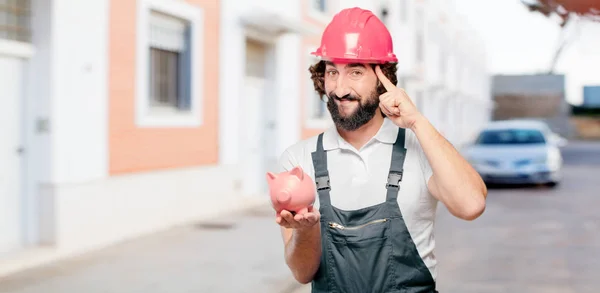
[376,0,493,146]
[491,74,573,137]
[583,86,600,108]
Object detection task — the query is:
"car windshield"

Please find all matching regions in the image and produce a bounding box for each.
[476,128,546,145]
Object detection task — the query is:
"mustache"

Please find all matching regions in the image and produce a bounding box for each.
[328,93,359,102]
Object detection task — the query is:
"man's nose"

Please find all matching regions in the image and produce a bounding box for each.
[333,76,351,98]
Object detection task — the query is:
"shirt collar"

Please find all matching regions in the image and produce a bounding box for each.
[322,118,398,151]
[373,117,399,144]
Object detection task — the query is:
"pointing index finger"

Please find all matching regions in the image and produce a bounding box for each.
[375,65,395,92]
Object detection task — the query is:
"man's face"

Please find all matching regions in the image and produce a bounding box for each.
[323,61,380,131]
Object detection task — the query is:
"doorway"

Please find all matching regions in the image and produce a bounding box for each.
[0,56,26,256]
[240,37,277,196]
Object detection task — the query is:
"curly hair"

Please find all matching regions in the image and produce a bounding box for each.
[308,61,398,100]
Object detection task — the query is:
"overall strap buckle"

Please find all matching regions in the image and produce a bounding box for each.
[315,175,331,191]
[386,171,403,188]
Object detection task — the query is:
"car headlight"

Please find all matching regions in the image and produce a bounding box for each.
[546,149,561,169]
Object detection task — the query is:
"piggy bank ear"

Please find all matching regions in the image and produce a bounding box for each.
[290,166,304,180]
[266,172,277,181]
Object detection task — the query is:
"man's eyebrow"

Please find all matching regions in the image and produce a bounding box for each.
[346,63,366,69]
[324,62,366,69]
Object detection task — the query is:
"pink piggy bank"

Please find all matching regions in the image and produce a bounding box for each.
[266,166,316,215]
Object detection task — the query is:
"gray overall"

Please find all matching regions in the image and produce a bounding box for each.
[310,128,438,293]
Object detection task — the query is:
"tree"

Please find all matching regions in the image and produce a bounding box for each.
[522,0,599,26]
[521,0,600,73]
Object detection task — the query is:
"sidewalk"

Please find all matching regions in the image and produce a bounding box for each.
[0,202,303,293]
[290,284,311,293]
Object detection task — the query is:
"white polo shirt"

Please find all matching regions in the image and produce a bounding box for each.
[277,117,439,280]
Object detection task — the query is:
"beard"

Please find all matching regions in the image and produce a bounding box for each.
[326,90,380,131]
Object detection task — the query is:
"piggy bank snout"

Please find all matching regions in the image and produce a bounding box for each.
[276,190,291,203]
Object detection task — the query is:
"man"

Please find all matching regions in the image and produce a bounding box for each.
[275,7,487,293]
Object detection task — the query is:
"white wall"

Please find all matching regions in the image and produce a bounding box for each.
[218,0,244,166]
[19,0,53,246]
[0,54,28,254]
[49,0,109,184]
[274,33,302,156]
[39,164,248,249]
[219,0,304,167]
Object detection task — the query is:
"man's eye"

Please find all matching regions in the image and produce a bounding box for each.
[350,70,362,76]
[326,70,338,76]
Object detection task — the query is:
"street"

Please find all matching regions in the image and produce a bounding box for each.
[433,140,600,293]
[0,141,598,293]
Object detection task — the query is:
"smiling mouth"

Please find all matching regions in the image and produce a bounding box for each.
[335,99,357,107]
[335,97,358,103]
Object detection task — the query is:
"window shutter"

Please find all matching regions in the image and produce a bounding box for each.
[178,26,192,110]
[149,11,187,52]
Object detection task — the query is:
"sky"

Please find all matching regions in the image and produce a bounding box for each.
[452,0,600,105]
[452,0,563,75]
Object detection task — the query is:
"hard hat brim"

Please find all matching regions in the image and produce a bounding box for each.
[310,52,398,64]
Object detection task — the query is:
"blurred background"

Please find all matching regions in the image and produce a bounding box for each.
[0,0,598,292]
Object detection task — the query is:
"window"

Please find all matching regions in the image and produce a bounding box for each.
[397,76,405,90]
[415,90,424,112]
[148,11,191,111]
[475,129,546,145]
[312,92,327,119]
[309,0,330,23]
[136,0,204,127]
[380,7,389,26]
[415,7,424,29]
[400,0,408,23]
[308,56,327,120]
[415,7,424,63]
[314,0,327,13]
[415,31,424,62]
[305,49,331,128]
[0,0,31,42]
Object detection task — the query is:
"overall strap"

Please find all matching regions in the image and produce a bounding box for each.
[311,133,332,207]
[385,128,407,203]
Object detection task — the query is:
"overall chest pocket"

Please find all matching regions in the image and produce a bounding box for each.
[326,218,396,293]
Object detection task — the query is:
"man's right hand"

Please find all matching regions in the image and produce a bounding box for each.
[277,206,322,284]
[276,206,320,230]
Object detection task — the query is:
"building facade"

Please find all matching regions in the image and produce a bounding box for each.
[386,0,493,146]
[491,74,574,137]
[583,86,600,108]
[0,0,490,275]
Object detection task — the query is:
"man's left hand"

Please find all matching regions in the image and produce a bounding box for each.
[375,65,423,129]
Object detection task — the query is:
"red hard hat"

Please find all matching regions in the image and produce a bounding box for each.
[311,7,397,64]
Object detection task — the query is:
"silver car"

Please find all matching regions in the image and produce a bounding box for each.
[463,120,566,187]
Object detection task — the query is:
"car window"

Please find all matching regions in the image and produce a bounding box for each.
[476,129,546,145]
